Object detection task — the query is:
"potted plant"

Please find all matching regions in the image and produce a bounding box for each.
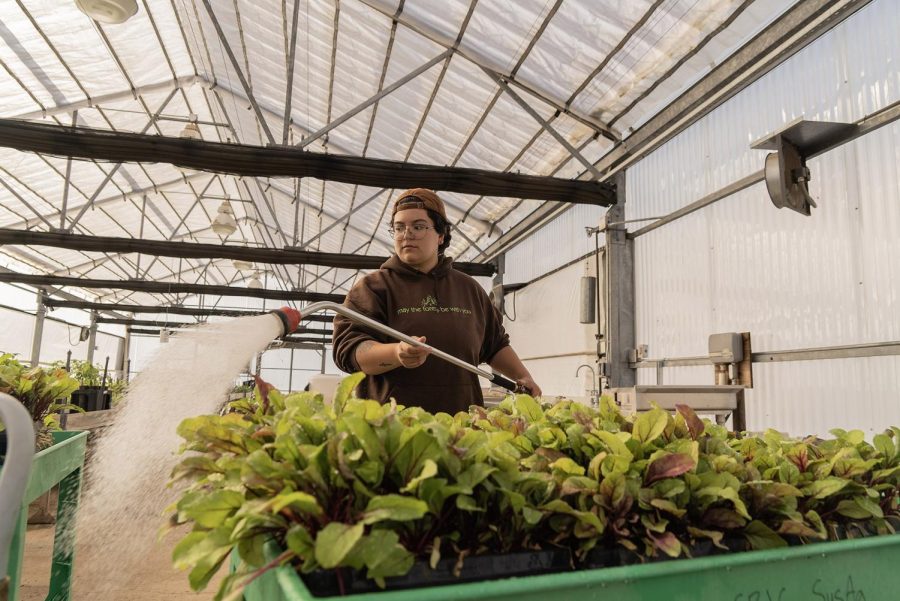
[168,375,900,600]
[0,353,82,450]
[0,353,90,600]
[56,359,114,411]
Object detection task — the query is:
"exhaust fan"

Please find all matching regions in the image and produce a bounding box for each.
[752,119,856,216]
[763,137,815,215]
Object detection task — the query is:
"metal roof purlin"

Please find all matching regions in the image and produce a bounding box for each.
[0,174,55,230]
[207,87,295,290]
[282,0,302,145]
[486,69,602,181]
[476,0,873,264]
[9,76,201,121]
[65,89,180,231]
[297,50,453,149]
[58,111,77,230]
[355,0,619,143]
[334,0,406,256]
[201,0,276,145]
[606,0,755,130]
[564,0,667,109]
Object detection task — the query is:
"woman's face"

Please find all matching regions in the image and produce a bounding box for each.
[392,208,444,271]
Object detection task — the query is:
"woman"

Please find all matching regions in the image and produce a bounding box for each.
[332,188,541,414]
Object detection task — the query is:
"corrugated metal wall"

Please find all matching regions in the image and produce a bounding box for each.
[629,0,900,436]
[504,0,899,437]
[504,203,607,284]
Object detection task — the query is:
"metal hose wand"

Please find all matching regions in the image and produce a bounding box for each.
[270,302,521,393]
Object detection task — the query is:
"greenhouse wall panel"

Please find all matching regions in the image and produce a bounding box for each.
[629,0,900,437]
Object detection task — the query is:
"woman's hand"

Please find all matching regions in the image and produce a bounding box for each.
[516,375,542,397]
[395,336,431,369]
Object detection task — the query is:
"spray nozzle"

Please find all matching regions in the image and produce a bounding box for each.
[272,306,301,336]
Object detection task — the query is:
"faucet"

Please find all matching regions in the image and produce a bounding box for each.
[575,364,598,407]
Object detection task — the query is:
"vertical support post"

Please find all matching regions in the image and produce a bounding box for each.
[120,325,131,382]
[135,195,147,277]
[288,348,294,392]
[605,171,636,388]
[59,111,78,230]
[491,254,505,314]
[30,289,47,367]
[86,311,98,365]
[320,347,326,374]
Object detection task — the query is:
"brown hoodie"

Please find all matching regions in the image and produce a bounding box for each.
[332,255,509,414]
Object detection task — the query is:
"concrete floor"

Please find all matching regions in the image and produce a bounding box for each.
[18,523,221,601]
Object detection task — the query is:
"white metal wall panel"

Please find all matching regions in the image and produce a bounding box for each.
[0,307,121,368]
[503,203,607,283]
[628,0,900,437]
[503,261,600,401]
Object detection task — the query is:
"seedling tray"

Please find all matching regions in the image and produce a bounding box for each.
[238,533,900,601]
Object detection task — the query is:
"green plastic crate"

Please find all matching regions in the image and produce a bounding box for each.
[4,430,87,601]
[239,533,900,601]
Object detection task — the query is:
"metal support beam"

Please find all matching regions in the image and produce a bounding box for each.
[4,172,211,233]
[491,254,505,315]
[121,326,131,381]
[59,111,77,230]
[0,174,55,230]
[484,69,602,180]
[604,172,635,388]
[29,289,46,367]
[632,341,900,369]
[43,298,299,318]
[114,336,126,381]
[66,88,181,231]
[594,0,871,178]
[298,50,452,148]
[275,185,392,252]
[282,0,302,145]
[0,272,344,303]
[0,229,496,277]
[11,75,200,120]
[86,310,98,365]
[0,118,614,206]
[356,0,618,143]
[201,0,276,145]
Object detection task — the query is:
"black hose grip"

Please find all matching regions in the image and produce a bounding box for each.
[272,309,290,337]
[491,373,518,392]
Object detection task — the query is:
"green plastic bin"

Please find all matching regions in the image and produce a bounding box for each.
[239,533,899,601]
[4,430,87,601]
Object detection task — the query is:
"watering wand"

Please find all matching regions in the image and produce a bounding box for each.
[271,302,522,393]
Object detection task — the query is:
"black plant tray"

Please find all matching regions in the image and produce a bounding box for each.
[70,386,111,412]
[302,547,573,597]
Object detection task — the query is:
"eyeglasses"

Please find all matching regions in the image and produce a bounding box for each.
[388,224,436,239]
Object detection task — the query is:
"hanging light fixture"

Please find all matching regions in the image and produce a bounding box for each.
[180,113,201,140]
[159,329,170,344]
[233,259,253,271]
[210,200,237,236]
[247,272,263,289]
[75,0,138,24]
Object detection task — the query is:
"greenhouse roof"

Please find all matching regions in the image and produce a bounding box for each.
[0,0,860,308]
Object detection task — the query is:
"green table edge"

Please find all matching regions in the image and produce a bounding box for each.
[237,532,900,601]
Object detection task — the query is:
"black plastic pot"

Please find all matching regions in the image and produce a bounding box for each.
[713,535,748,554]
[69,386,111,412]
[580,545,618,569]
[302,548,573,597]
